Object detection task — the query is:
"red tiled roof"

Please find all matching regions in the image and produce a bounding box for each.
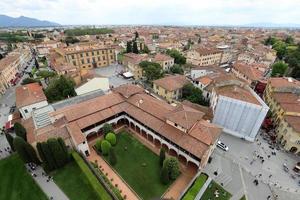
[16,83,47,108]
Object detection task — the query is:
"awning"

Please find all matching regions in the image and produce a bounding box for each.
[5,121,12,130]
[122,71,134,78]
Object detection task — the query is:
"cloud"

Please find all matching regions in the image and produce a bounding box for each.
[0,0,299,25]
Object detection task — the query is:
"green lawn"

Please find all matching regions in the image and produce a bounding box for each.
[0,154,48,200]
[201,181,232,200]
[102,131,171,200]
[53,161,104,200]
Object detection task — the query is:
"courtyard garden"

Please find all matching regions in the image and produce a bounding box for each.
[201,180,232,200]
[95,130,178,200]
[0,154,48,200]
[52,152,112,200]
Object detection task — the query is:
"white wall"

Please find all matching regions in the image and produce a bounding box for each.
[19,100,48,119]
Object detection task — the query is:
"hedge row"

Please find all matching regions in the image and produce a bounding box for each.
[72,152,112,200]
[182,173,208,200]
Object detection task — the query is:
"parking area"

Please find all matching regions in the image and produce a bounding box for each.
[93,64,134,88]
[205,132,300,200]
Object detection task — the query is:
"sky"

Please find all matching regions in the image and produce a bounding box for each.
[1,0,300,26]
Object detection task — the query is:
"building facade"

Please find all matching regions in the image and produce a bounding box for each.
[186,48,222,66]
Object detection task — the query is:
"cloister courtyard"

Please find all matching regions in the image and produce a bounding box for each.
[87,120,198,200]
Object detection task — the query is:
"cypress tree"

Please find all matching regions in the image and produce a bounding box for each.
[14,122,27,141]
[58,138,69,163]
[126,41,132,53]
[109,148,117,166]
[159,148,166,166]
[37,142,48,166]
[160,165,169,185]
[5,133,15,151]
[132,41,139,54]
[41,142,56,170]
[13,136,31,163]
[48,138,66,168]
[24,142,40,164]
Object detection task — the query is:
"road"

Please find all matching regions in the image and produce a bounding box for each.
[204,132,300,200]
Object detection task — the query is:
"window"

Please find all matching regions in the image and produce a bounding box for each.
[156,86,159,90]
[92,58,95,63]
[102,56,106,60]
[24,109,28,113]
[87,58,90,63]
[110,50,112,53]
[86,52,89,56]
[92,52,94,56]
[110,55,113,59]
[80,54,83,57]
[81,59,84,64]
[165,90,167,95]
[98,57,101,61]
[175,123,178,127]
[83,141,86,144]
[102,50,105,54]
[71,55,75,59]
[97,51,99,55]
[73,61,76,66]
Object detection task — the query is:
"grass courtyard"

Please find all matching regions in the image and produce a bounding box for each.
[0,154,48,200]
[53,161,110,200]
[102,131,171,200]
[201,180,232,200]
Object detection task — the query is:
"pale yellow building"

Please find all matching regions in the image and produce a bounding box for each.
[123,53,148,80]
[153,75,189,103]
[264,77,300,155]
[55,43,116,70]
[186,47,222,66]
[152,53,174,71]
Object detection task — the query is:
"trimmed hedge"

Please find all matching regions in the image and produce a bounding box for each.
[72,152,112,200]
[182,173,208,200]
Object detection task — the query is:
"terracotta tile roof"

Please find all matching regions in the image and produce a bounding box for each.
[67,122,85,145]
[165,104,205,130]
[153,75,189,91]
[195,47,221,56]
[0,53,20,71]
[233,62,264,81]
[284,115,300,132]
[123,53,148,65]
[195,76,213,86]
[112,84,144,98]
[182,100,213,120]
[272,92,300,113]
[269,78,300,89]
[216,85,261,105]
[153,53,173,62]
[15,83,47,108]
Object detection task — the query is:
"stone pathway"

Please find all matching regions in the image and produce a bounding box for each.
[88,141,140,200]
[195,177,212,200]
[29,166,69,200]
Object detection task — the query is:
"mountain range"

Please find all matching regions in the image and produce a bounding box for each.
[0,14,60,27]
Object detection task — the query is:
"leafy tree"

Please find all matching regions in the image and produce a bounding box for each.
[273,41,287,60]
[102,123,113,136]
[65,36,80,45]
[126,41,132,53]
[21,78,39,85]
[5,133,15,151]
[13,136,40,164]
[182,83,209,106]
[34,58,39,69]
[58,137,68,156]
[105,132,117,146]
[109,148,117,165]
[14,122,27,141]
[286,45,300,78]
[101,140,111,155]
[140,44,150,54]
[64,28,114,36]
[264,36,278,46]
[271,61,288,77]
[45,75,76,103]
[160,164,170,184]
[95,139,102,151]
[170,64,184,74]
[285,35,294,45]
[139,61,164,82]
[159,148,166,166]
[163,157,180,180]
[132,41,139,54]
[166,49,186,65]
[36,71,56,79]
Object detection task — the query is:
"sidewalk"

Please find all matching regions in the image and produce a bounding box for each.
[30,166,69,200]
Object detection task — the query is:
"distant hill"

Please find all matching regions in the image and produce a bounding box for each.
[0,14,60,27]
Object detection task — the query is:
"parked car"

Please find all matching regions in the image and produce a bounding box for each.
[217,140,229,151]
[283,163,289,172]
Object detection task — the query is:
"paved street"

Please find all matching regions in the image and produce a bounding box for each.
[94,64,134,88]
[205,132,300,200]
[29,166,69,200]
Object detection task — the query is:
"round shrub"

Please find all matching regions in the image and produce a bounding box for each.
[163,157,180,180]
[105,132,117,146]
[101,140,111,155]
[95,139,102,151]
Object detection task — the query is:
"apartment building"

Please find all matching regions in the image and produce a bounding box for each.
[186,47,222,66]
[232,61,264,86]
[152,53,174,71]
[56,43,116,70]
[123,53,149,79]
[263,78,300,155]
[153,75,189,103]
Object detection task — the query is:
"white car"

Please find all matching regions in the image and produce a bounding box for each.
[217,140,229,151]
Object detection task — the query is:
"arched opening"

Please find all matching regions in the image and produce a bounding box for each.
[136,126,141,134]
[161,143,168,152]
[123,118,129,126]
[130,122,135,129]
[187,161,199,173]
[290,147,298,153]
[141,130,147,139]
[154,138,161,147]
[86,131,97,141]
[178,154,187,165]
[169,148,178,157]
[147,134,154,143]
